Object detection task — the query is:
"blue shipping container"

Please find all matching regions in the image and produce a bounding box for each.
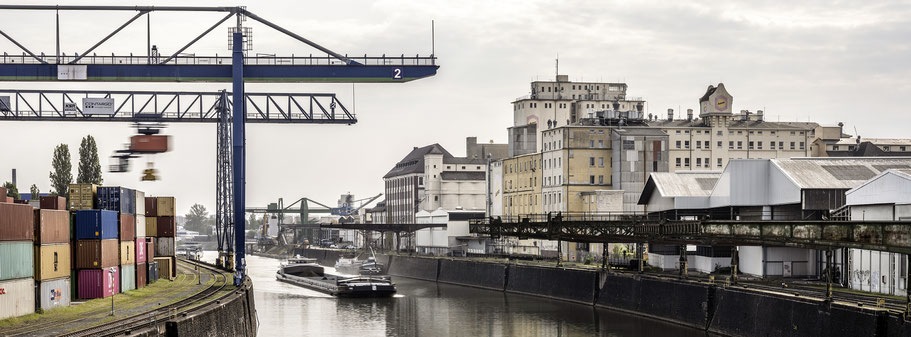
[75,210,119,239]
[97,187,135,215]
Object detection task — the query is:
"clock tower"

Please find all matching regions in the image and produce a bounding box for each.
[698,83,733,127]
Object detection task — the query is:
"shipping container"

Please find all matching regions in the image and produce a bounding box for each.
[39,196,66,210]
[136,262,147,288]
[136,237,146,263]
[0,278,36,319]
[147,261,158,283]
[75,239,119,269]
[156,197,175,216]
[28,200,41,209]
[130,135,169,153]
[144,197,157,217]
[96,187,135,215]
[153,257,174,280]
[135,190,145,217]
[3,196,12,203]
[135,214,146,238]
[74,210,118,240]
[13,200,27,204]
[146,238,155,260]
[120,264,136,292]
[34,209,69,244]
[35,244,70,281]
[155,237,176,257]
[0,203,34,241]
[0,186,6,199]
[69,269,77,300]
[119,213,135,240]
[145,216,157,236]
[120,241,135,265]
[37,277,71,311]
[0,241,34,281]
[78,268,119,299]
[67,184,96,210]
[157,216,176,237]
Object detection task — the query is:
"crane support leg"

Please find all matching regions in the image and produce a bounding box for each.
[232,31,247,286]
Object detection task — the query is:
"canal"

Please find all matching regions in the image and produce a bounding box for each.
[208,253,710,336]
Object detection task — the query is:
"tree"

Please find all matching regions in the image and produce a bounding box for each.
[29,184,39,199]
[185,203,209,233]
[49,144,73,196]
[77,135,103,184]
[2,181,19,199]
[247,213,262,230]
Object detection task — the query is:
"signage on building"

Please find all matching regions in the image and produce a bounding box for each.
[63,102,78,114]
[83,98,115,115]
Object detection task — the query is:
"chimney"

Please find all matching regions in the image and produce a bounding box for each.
[686,109,693,121]
[756,110,764,122]
[667,108,674,121]
[11,168,15,187]
[740,110,749,121]
[636,102,644,113]
[613,101,620,111]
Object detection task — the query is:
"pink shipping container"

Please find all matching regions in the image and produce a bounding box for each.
[78,268,120,299]
[136,237,146,263]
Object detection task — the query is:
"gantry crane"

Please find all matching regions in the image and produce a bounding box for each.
[0,5,437,285]
[246,193,383,244]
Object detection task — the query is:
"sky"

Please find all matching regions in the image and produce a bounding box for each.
[0,0,909,216]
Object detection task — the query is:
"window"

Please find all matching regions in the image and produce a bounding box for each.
[717,131,723,136]
[696,158,702,167]
[749,131,754,134]
[676,141,681,149]
[737,131,743,134]
[590,140,595,148]
[790,142,795,150]
[685,130,690,134]
[675,130,681,134]
[799,142,805,150]
[590,175,595,184]
[462,166,466,169]
[598,175,604,184]
[705,158,710,166]
[598,157,604,167]
[589,157,595,166]
[419,177,423,185]
[684,141,690,149]
[476,166,481,169]
[717,141,723,148]
[684,158,690,167]
[696,142,702,149]
[676,158,681,167]
[598,140,604,148]
[729,141,734,149]
[434,196,438,201]
[757,141,763,150]
[737,141,743,149]
[901,146,907,151]
[717,158,723,167]
[771,131,776,135]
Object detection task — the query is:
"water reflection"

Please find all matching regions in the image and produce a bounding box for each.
[203,252,707,337]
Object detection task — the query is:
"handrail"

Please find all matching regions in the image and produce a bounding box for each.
[0,53,438,66]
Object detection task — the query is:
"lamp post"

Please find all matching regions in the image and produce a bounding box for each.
[108,267,117,316]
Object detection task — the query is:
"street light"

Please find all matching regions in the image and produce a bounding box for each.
[108,267,117,316]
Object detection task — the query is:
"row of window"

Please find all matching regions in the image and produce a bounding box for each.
[544,157,562,169]
[673,129,805,136]
[674,140,805,150]
[544,140,563,151]
[675,157,723,168]
[589,157,605,167]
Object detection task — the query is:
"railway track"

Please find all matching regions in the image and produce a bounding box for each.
[1,259,232,337]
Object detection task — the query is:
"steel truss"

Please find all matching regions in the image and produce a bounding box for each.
[0,89,355,124]
[215,91,234,268]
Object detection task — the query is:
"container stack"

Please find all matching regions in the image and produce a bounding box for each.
[147,196,177,281]
[0,201,36,319]
[98,186,138,294]
[74,210,119,299]
[135,190,148,288]
[34,197,71,312]
[67,184,96,210]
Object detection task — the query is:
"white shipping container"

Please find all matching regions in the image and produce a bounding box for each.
[135,190,145,217]
[155,237,176,257]
[37,277,70,311]
[135,215,146,238]
[0,278,35,319]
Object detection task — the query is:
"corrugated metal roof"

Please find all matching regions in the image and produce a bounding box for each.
[649,171,722,197]
[772,158,911,189]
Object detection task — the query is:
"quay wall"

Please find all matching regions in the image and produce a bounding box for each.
[296,248,909,337]
[163,275,258,337]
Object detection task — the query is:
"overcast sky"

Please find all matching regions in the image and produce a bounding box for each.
[0,0,908,215]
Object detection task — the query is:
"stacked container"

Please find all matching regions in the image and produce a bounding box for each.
[146,196,177,280]
[0,202,36,319]
[74,209,119,299]
[135,190,147,288]
[67,184,96,210]
[34,207,71,311]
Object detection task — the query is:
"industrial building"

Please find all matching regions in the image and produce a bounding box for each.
[414,209,487,256]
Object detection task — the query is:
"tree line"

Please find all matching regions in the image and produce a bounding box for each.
[4,135,103,199]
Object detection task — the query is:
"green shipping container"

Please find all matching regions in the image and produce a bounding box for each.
[120,264,136,292]
[0,241,34,281]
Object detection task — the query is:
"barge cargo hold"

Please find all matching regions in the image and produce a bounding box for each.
[276,257,396,298]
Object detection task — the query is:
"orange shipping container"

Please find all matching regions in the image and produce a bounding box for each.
[75,239,119,269]
[0,203,34,241]
[119,214,135,240]
[39,196,66,210]
[34,209,69,244]
[130,135,169,153]
[120,241,135,264]
[35,244,71,281]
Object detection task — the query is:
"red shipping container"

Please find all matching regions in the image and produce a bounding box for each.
[39,196,67,210]
[136,262,147,288]
[78,268,120,299]
[0,186,6,198]
[119,214,135,241]
[144,197,158,217]
[146,238,155,260]
[156,216,176,237]
[0,203,34,241]
[2,196,10,203]
[34,209,69,244]
[136,237,146,263]
[130,135,169,153]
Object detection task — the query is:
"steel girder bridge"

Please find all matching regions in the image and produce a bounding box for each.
[0,5,438,285]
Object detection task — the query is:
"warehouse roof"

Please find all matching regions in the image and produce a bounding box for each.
[772,158,911,189]
[638,171,721,204]
[383,144,453,178]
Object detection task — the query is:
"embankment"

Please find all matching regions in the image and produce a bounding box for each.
[294,248,911,337]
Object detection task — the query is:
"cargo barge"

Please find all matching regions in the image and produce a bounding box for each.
[276,257,396,297]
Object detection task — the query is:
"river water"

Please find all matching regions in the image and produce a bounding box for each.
[205,252,708,337]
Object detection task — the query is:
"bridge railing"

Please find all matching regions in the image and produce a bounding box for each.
[0,52,438,66]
